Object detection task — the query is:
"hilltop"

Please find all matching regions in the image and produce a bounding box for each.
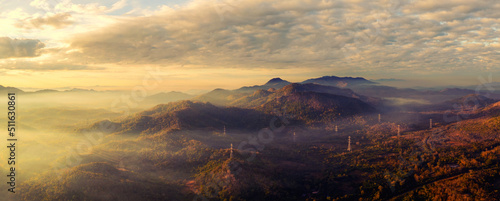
[82,100,273,135]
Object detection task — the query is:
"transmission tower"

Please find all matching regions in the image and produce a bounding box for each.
[230,143,233,158]
[347,136,351,152]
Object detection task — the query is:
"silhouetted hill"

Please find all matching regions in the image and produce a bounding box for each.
[0,85,24,93]
[84,100,272,135]
[266,77,288,85]
[236,77,291,93]
[301,76,376,87]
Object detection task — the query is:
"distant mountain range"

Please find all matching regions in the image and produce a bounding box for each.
[194,77,381,106]
[302,76,376,87]
[83,101,273,135]
[0,85,23,93]
[4,75,500,114]
[235,76,376,93]
[230,83,381,108]
[83,86,378,134]
[0,86,99,94]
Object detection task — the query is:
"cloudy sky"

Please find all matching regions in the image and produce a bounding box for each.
[1,0,499,92]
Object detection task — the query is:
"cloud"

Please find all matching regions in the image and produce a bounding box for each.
[109,0,128,13]
[0,37,45,59]
[59,0,500,74]
[66,0,348,66]
[16,12,74,29]
[0,0,493,78]
[0,59,102,71]
[29,0,52,11]
[30,0,128,14]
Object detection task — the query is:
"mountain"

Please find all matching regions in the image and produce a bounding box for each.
[478,101,500,117]
[236,77,291,93]
[258,91,376,123]
[301,76,376,87]
[278,83,378,104]
[228,89,275,108]
[0,85,24,93]
[424,94,497,112]
[230,83,381,108]
[83,83,379,134]
[194,77,292,105]
[194,77,382,107]
[193,88,248,106]
[266,77,287,84]
[83,100,273,135]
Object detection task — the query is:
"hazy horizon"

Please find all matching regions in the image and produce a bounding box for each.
[3,74,496,94]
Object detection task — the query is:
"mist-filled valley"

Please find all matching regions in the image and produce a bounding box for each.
[2,76,500,200]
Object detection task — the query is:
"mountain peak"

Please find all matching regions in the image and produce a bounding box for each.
[265,77,287,85]
[236,78,291,93]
